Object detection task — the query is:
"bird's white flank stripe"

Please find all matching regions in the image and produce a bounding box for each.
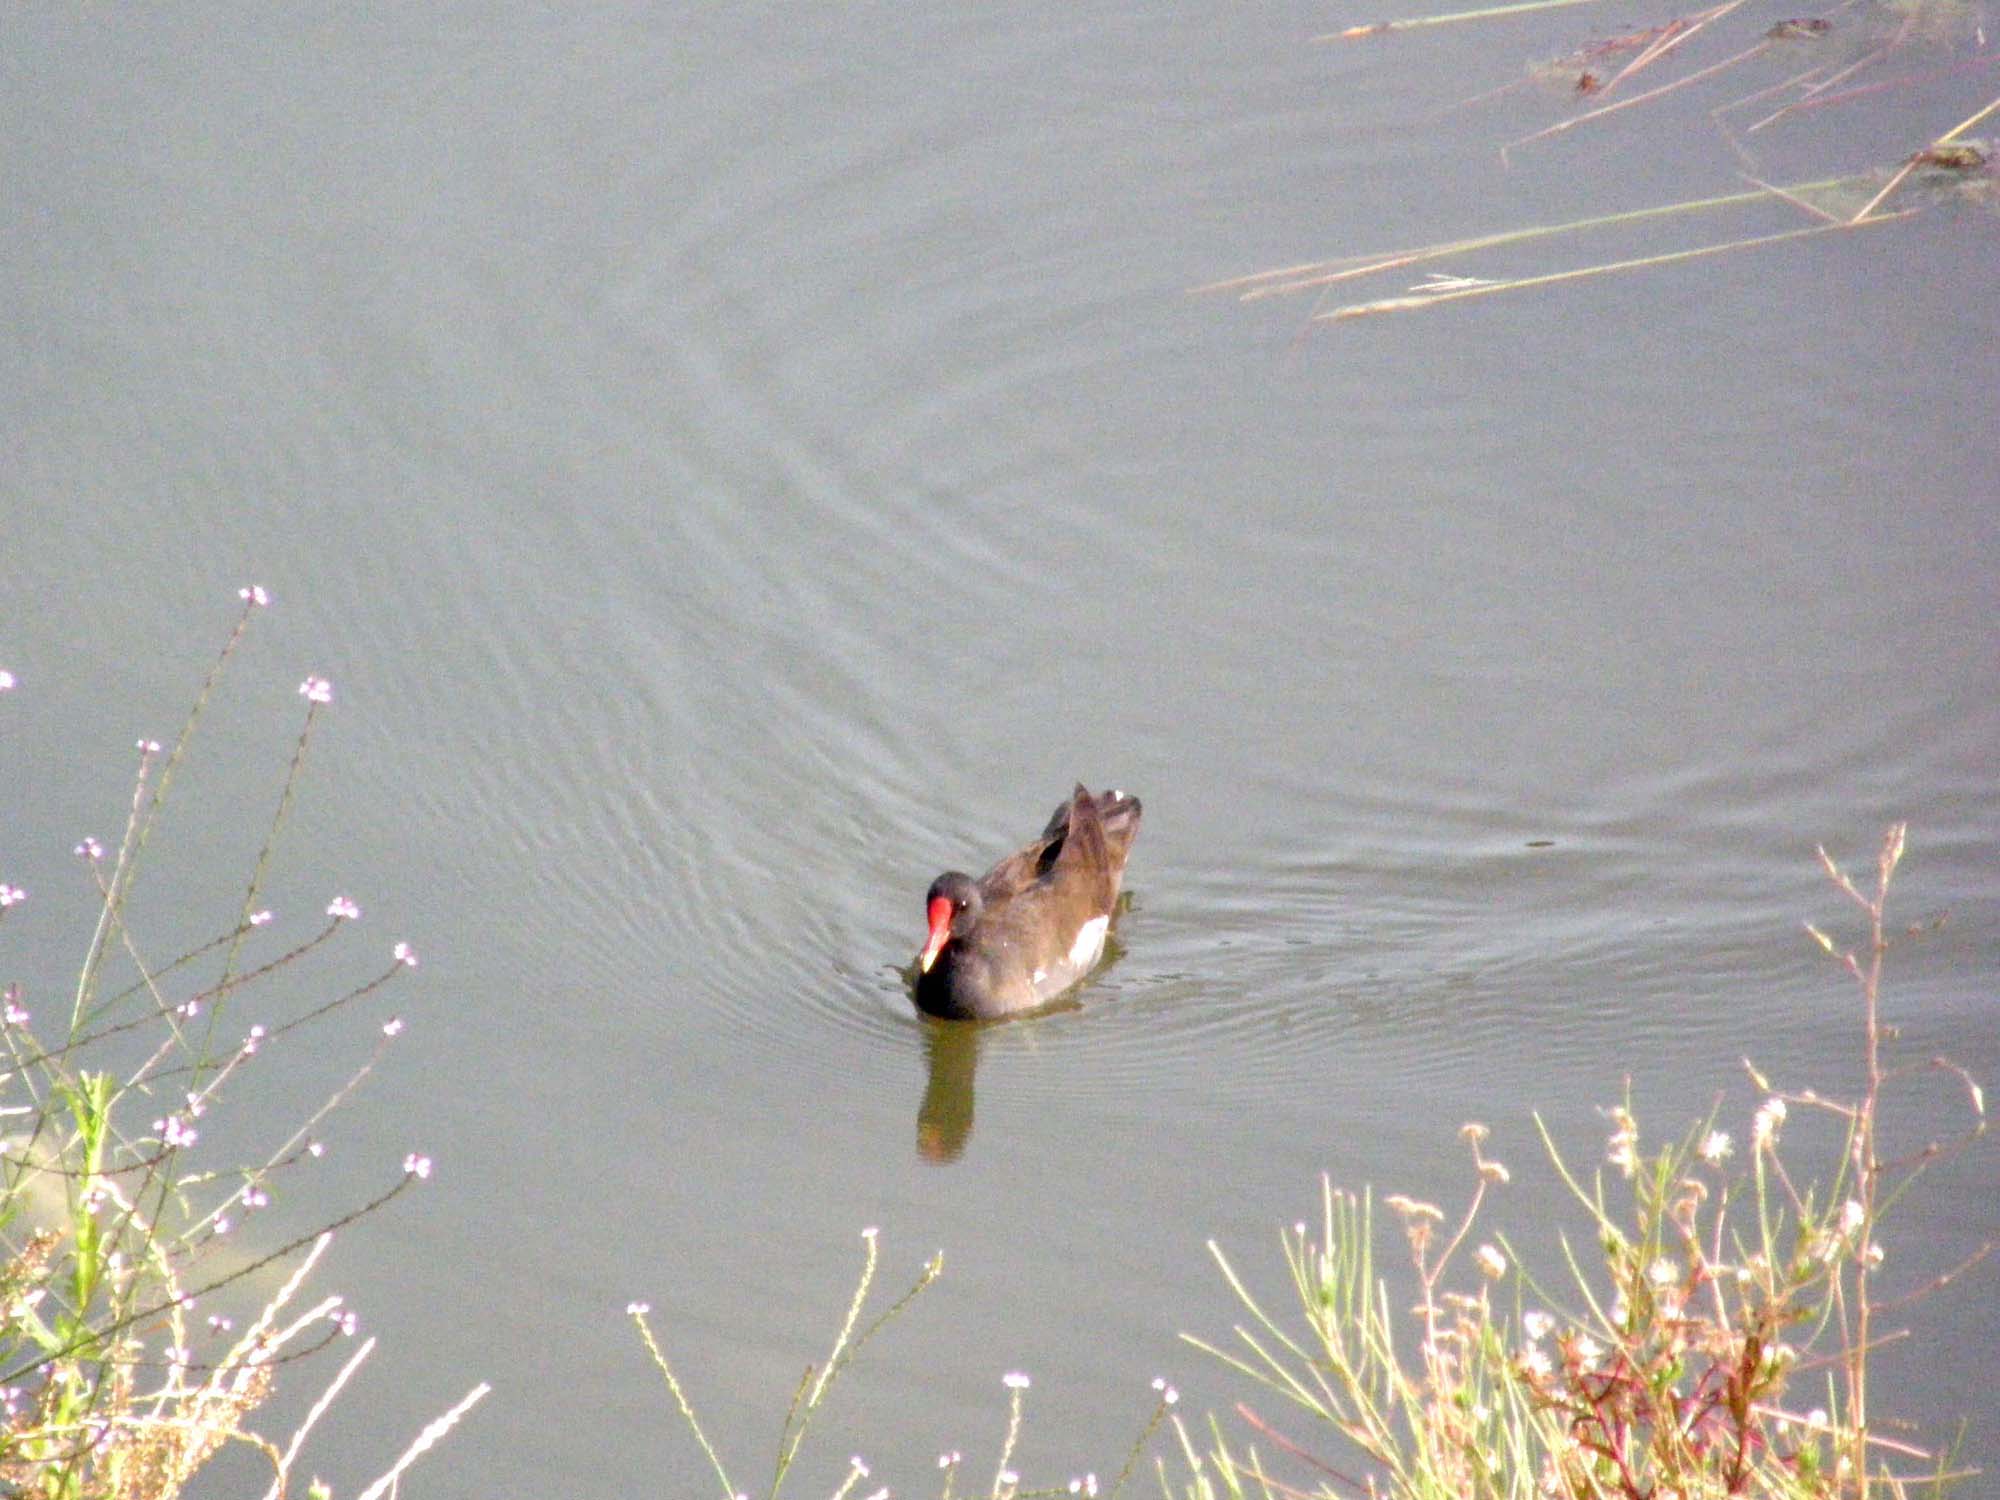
[1068,915,1110,972]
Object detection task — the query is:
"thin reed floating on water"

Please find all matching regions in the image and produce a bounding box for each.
[1190,172,1868,302]
[1316,211,1913,319]
[1939,86,2000,141]
[1322,0,1608,42]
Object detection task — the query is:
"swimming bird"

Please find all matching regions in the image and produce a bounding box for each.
[914,785,1141,1021]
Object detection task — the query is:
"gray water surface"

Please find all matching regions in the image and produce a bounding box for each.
[4,4,1996,1495]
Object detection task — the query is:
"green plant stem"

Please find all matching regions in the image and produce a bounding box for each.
[630,1309,737,1500]
[203,698,324,1073]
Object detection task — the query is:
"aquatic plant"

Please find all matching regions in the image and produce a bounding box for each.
[1203,0,1999,318]
[630,1230,1176,1500]
[1174,824,1987,1497]
[0,592,483,1499]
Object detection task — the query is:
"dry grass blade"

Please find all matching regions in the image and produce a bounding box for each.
[1322,0,1607,42]
[352,1382,492,1500]
[1940,87,2000,140]
[1850,154,1924,220]
[1747,20,1918,131]
[1749,51,2000,132]
[261,1335,379,1500]
[1507,35,1774,153]
[1316,212,1913,319]
[1739,171,1846,221]
[1197,175,1869,304]
[1597,0,1749,96]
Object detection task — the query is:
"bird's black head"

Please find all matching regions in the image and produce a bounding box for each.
[920,872,981,972]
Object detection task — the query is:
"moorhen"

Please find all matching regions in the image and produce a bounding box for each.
[914,785,1141,1021]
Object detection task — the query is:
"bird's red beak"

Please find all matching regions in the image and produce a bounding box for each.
[920,894,954,973]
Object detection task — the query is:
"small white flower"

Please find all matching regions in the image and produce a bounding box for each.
[135,738,161,755]
[1519,1345,1553,1379]
[299,675,334,705]
[1862,1241,1884,1267]
[1522,1309,1554,1342]
[1753,1097,1787,1147]
[326,895,361,921]
[1003,1371,1031,1389]
[1475,1244,1507,1280]
[0,669,14,692]
[1699,1130,1733,1165]
[626,1301,651,1316]
[1572,1334,1604,1367]
[1839,1199,1865,1237]
[402,1152,433,1179]
[238,584,271,607]
[0,885,25,908]
[848,1457,869,1478]
[1604,1106,1640,1179]
[74,837,105,861]
[392,940,418,967]
[383,1017,405,1037]
[1648,1257,1679,1289]
[249,909,273,926]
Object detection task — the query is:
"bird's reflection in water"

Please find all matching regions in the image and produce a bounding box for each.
[908,921,1129,1164]
[915,1018,982,1163]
